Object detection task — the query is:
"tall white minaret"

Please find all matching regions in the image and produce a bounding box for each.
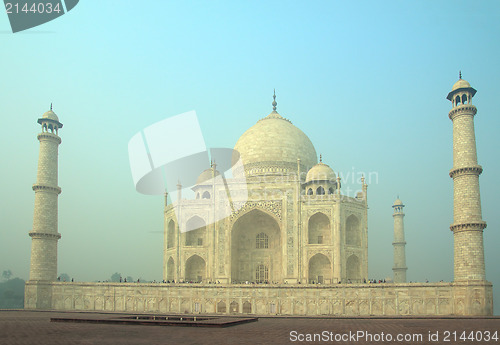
[392,198,407,283]
[446,73,486,282]
[28,106,63,282]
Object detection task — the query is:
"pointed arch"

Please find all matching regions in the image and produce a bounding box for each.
[217,301,226,313]
[316,186,325,195]
[308,253,331,284]
[202,191,211,199]
[185,216,206,246]
[166,256,175,281]
[242,301,252,314]
[232,206,281,226]
[185,255,205,282]
[346,214,361,246]
[230,301,239,314]
[231,209,281,283]
[308,212,330,244]
[346,254,360,282]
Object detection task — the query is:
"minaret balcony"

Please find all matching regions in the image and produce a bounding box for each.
[449,104,477,119]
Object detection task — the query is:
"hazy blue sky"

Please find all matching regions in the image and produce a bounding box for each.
[1,1,499,313]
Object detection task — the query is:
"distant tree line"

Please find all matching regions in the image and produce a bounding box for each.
[110,272,134,283]
[0,270,25,309]
[0,270,145,309]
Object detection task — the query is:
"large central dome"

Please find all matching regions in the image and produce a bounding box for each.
[234,102,317,176]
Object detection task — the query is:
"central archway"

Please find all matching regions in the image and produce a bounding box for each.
[231,209,282,283]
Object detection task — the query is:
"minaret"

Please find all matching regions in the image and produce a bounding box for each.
[392,198,407,283]
[29,106,63,282]
[447,74,487,281]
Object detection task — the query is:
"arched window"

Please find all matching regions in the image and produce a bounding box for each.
[255,264,269,283]
[230,301,239,314]
[185,216,205,246]
[217,301,226,313]
[455,95,461,106]
[196,192,200,199]
[462,94,467,105]
[316,186,325,195]
[346,215,361,246]
[307,188,313,195]
[166,257,175,281]
[242,301,252,313]
[308,253,331,284]
[308,212,330,244]
[202,191,210,199]
[185,254,206,282]
[328,187,334,194]
[256,232,269,249]
[346,255,361,283]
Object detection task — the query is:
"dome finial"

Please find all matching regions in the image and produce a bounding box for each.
[272,89,277,111]
[319,154,322,163]
[459,70,462,79]
[50,102,53,111]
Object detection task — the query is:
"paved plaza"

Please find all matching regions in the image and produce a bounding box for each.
[1,310,499,345]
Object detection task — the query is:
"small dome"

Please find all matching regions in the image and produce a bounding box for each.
[41,110,60,122]
[196,168,220,185]
[393,198,404,206]
[452,79,471,91]
[305,162,336,183]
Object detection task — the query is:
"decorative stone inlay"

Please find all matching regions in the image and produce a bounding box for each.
[449,165,483,178]
[308,250,332,260]
[240,161,309,177]
[258,113,292,123]
[31,280,493,316]
[218,221,225,274]
[450,221,487,233]
[247,165,290,176]
[306,208,330,217]
[184,251,207,261]
[231,201,282,221]
[286,190,294,275]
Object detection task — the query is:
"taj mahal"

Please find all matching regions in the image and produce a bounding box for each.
[164,92,368,286]
[24,76,493,316]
